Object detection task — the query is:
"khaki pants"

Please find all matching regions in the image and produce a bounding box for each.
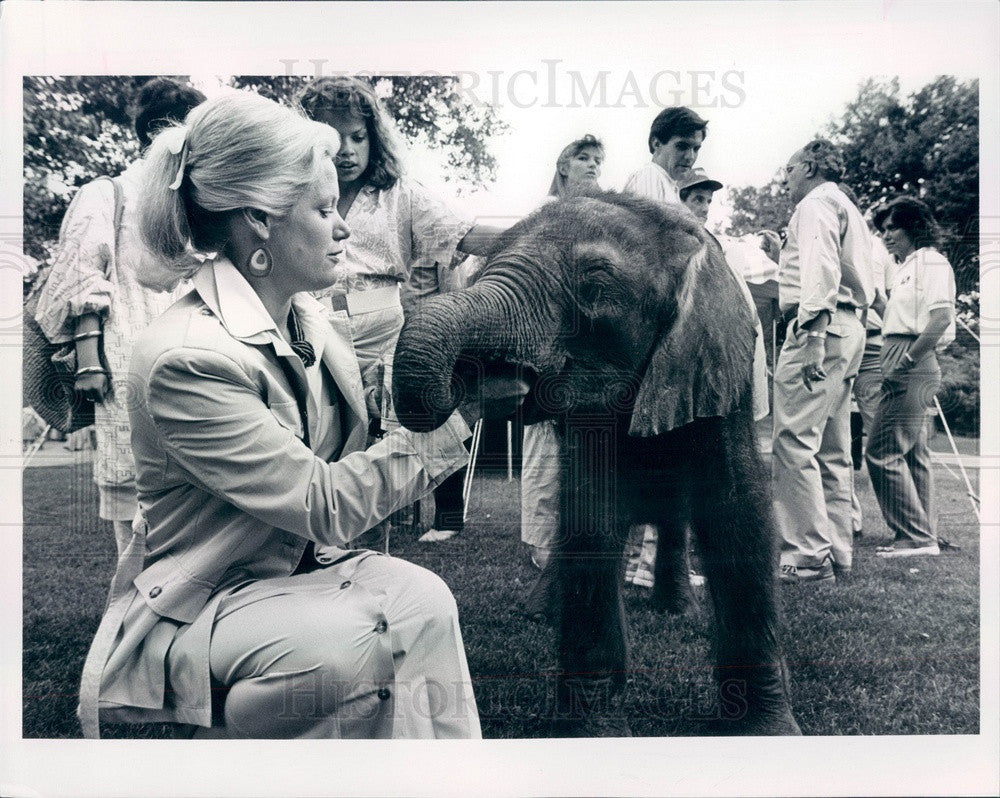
[772,308,865,570]
[172,555,481,739]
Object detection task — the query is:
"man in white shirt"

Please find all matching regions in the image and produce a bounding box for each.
[624,107,708,203]
[773,140,875,585]
[621,107,706,590]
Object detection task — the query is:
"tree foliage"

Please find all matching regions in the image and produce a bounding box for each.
[828,76,978,293]
[23,76,157,261]
[725,76,979,294]
[228,74,508,190]
[23,74,507,266]
[725,180,792,240]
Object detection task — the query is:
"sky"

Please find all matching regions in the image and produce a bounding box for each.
[174,1,996,229]
[1,2,999,797]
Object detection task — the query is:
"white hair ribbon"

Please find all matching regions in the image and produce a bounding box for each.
[162,126,190,191]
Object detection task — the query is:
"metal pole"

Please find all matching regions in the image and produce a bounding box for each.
[933,395,980,521]
[955,314,980,343]
[462,419,483,523]
[22,422,53,468]
[507,420,513,482]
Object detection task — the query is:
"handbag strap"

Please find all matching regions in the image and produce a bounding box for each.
[27,174,124,302]
[104,175,124,271]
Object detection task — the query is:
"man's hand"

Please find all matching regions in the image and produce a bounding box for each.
[757,229,782,263]
[800,335,827,391]
[458,374,530,427]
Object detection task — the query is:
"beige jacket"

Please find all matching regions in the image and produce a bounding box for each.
[78,258,470,736]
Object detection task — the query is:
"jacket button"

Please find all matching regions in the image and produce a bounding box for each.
[375,620,388,634]
[340,580,351,589]
[377,687,391,701]
[149,586,162,598]
[200,308,212,316]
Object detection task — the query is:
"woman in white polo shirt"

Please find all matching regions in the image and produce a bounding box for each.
[866,197,956,558]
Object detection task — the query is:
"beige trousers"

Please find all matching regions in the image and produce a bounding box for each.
[171,554,481,739]
[772,308,865,570]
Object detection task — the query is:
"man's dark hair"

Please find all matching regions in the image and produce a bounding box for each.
[131,78,207,149]
[648,107,708,153]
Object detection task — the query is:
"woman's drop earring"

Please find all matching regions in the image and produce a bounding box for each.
[247,247,273,278]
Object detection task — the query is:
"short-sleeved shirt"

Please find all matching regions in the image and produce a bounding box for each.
[623,162,680,205]
[315,176,473,298]
[882,246,956,348]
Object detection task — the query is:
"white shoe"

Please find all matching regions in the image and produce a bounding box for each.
[418,528,460,543]
[876,544,940,558]
[529,545,552,570]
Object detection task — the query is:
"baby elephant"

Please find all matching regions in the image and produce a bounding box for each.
[393,190,799,736]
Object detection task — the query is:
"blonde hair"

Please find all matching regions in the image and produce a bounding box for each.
[548,134,604,198]
[138,90,340,288]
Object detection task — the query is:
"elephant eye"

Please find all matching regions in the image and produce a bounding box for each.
[580,279,603,307]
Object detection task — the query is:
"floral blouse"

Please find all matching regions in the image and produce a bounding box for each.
[316,176,473,297]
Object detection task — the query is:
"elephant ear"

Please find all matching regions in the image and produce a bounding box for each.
[628,234,755,437]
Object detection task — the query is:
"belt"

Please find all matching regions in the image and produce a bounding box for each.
[781,302,859,327]
[328,284,401,316]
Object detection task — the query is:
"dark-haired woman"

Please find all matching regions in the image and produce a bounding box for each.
[35,77,206,556]
[866,197,956,558]
[296,76,500,429]
[297,76,503,543]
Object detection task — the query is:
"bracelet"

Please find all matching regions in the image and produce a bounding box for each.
[73,329,102,341]
[807,331,827,339]
[74,366,107,377]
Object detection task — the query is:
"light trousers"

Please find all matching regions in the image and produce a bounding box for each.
[520,420,562,549]
[171,555,481,739]
[773,309,865,570]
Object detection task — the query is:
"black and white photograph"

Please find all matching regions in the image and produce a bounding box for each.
[2,1,998,796]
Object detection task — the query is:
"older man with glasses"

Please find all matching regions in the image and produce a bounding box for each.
[772,140,875,585]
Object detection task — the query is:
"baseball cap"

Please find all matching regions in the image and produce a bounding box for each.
[677,168,723,192]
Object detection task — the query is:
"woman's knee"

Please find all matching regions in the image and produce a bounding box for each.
[366,557,460,634]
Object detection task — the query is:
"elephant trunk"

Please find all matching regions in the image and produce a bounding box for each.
[393,283,526,432]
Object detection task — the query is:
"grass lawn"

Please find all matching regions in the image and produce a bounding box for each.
[22,441,980,738]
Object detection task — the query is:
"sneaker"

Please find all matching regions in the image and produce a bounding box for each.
[875,544,940,558]
[529,545,552,570]
[418,528,460,543]
[628,563,655,588]
[779,562,835,584]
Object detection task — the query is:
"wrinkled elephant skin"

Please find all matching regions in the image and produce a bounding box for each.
[393,190,800,736]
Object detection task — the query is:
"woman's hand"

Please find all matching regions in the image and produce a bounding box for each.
[75,371,110,402]
[881,353,915,395]
[458,374,530,427]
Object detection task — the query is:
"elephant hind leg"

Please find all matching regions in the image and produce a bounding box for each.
[649,470,694,614]
[686,412,801,735]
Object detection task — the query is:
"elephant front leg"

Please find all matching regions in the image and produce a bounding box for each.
[688,415,801,736]
[549,418,631,737]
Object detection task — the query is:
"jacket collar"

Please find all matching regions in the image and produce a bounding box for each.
[190,257,368,432]
[192,257,283,342]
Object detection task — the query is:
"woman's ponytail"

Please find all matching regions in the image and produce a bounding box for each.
[136,125,200,291]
